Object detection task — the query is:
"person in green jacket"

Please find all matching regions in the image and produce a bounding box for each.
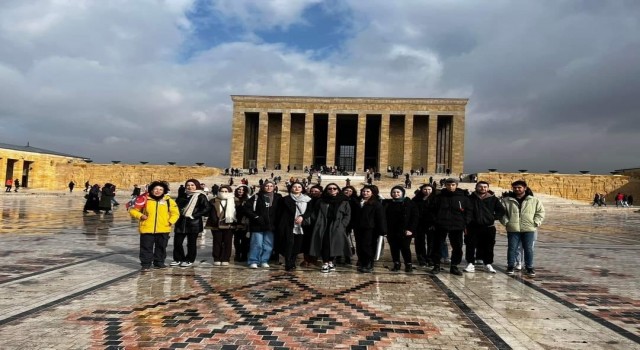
[500,180,545,277]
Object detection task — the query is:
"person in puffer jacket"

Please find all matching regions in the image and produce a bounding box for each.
[464,181,505,274]
[171,179,212,268]
[500,180,545,277]
[129,181,180,272]
[428,178,473,276]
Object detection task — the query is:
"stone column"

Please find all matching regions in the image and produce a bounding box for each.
[402,114,414,173]
[451,113,465,174]
[356,113,366,172]
[303,112,314,168]
[427,115,438,173]
[326,112,337,167]
[257,111,269,169]
[280,111,291,168]
[229,108,245,169]
[14,160,24,186]
[379,113,390,172]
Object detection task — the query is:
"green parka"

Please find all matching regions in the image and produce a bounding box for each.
[500,195,545,232]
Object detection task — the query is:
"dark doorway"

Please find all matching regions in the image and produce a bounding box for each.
[5,159,16,182]
[365,115,381,171]
[313,114,328,166]
[336,115,357,171]
[22,161,32,188]
[243,112,259,168]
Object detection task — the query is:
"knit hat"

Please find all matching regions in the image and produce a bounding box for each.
[390,185,406,197]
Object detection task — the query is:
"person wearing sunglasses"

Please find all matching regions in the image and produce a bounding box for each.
[308,183,351,273]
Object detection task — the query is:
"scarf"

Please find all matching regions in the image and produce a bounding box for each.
[183,190,205,219]
[290,193,311,235]
[217,192,236,223]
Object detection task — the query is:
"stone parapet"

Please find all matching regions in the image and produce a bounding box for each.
[477,172,635,202]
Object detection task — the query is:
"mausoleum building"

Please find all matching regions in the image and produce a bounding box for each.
[230,95,468,173]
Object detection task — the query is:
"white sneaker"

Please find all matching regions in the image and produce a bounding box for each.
[180,261,193,267]
[463,263,475,272]
[261,263,270,268]
[249,263,258,269]
[515,262,522,271]
[169,261,181,267]
[213,261,221,266]
[221,262,229,266]
[485,264,496,273]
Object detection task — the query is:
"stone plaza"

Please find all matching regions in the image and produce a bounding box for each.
[0,187,639,349]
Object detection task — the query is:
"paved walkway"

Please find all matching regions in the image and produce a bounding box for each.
[0,192,639,349]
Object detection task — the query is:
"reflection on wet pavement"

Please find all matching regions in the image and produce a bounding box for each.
[0,193,639,349]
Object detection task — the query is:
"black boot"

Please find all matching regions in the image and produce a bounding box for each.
[450,266,462,276]
[405,263,413,272]
[431,265,441,274]
[362,262,373,273]
[391,262,401,272]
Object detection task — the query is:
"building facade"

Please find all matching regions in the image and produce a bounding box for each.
[230,95,468,173]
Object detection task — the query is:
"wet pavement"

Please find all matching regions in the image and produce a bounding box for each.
[0,192,639,349]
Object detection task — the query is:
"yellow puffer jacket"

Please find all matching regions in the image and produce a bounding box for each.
[129,195,180,234]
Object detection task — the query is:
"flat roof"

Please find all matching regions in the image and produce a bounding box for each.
[231,95,469,105]
[0,142,88,159]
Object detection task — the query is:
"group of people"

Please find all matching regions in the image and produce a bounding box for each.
[128,177,545,278]
[4,178,20,192]
[591,192,635,207]
[82,183,119,214]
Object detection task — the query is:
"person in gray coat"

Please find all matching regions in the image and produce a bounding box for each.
[308,183,351,273]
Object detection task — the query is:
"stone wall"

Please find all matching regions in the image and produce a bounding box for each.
[59,164,221,191]
[477,172,637,202]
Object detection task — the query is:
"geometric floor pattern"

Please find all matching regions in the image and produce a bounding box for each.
[74,273,439,349]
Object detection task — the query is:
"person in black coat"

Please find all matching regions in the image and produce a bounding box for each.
[464,182,506,273]
[354,185,386,273]
[276,182,312,271]
[172,179,211,267]
[429,178,473,275]
[384,186,419,272]
[412,184,436,267]
[244,180,282,268]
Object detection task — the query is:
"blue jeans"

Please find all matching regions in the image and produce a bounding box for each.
[508,232,535,269]
[248,231,274,265]
[515,230,538,264]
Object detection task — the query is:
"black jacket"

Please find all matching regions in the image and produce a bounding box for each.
[383,198,419,236]
[243,192,282,232]
[354,199,387,236]
[468,192,505,227]
[175,193,211,234]
[412,192,435,230]
[429,188,472,231]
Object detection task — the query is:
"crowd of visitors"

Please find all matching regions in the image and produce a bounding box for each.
[120,177,546,278]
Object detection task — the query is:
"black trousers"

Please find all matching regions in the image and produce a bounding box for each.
[212,230,234,262]
[432,230,463,266]
[387,232,413,264]
[283,234,304,268]
[173,232,199,263]
[414,229,428,264]
[354,228,375,267]
[465,226,497,264]
[140,233,169,267]
[426,229,437,264]
[233,229,250,259]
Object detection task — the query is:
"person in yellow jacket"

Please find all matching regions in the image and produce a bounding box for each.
[129,181,180,272]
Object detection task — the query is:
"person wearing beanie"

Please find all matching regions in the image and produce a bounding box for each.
[428,178,472,276]
[129,181,180,272]
[354,185,386,273]
[171,179,212,268]
[244,180,282,269]
[205,185,238,266]
[383,186,419,272]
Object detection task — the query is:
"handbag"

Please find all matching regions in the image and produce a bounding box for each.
[375,236,385,261]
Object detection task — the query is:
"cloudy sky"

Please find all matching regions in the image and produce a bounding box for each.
[0,0,638,174]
